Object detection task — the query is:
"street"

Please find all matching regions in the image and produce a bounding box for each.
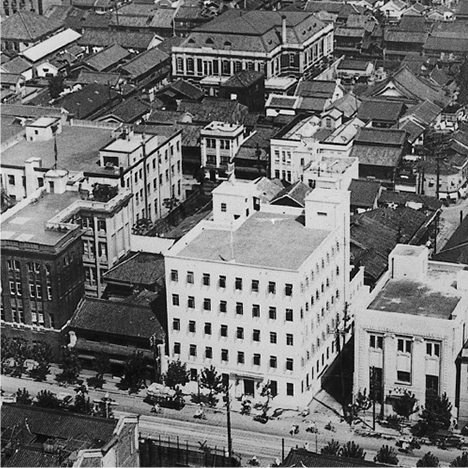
[1,373,465,467]
[437,197,468,252]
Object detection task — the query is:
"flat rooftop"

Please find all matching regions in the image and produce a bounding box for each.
[2,124,114,172]
[177,210,330,270]
[1,192,80,246]
[308,156,355,175]
[368,268,462,319]
[102,133,161,154]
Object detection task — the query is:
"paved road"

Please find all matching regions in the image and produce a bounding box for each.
[437,197,468,252]
[2,374,465,467]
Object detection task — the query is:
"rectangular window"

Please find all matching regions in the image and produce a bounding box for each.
[221,203,227,212]
[426,342,441,357]
[219,275,226,288]
[8,175,15,185]
[285,283,293,296]
[235,277,242,290]
[203,298,211,311]
[236,302,243,315]
[237,327,244,339]
[220,300,227,312]
[286,333,294,346]
[172,318,180,330]
[221,324,228,337]
[187,271,194,284]
[172,294,179,306]
[203,273,210,286]
[204,347,213,359]
[268,282,276,294]
[188,296,195,308]
[287,383,294,396]
[370,334,383,349]
[174,342,181,354]
[253,329,260,342]
[189,344,197,356]
[270,356,277,368]
[252,304,260,317]
[285,309,293,322]
[251,280,259,292]
[270,332,277,344]
[238,351,245,364]
[397,338,412,354]
[397,371,411,383]
[189,320,196,333]
[170,270,178,282]
[269,307,276,320]
[286,358,294,371]
[204,322,212,335]
[221,349,229,362]
[253,354,261,366]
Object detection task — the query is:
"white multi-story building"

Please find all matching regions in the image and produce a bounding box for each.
[165,179,351,406]
[354,244,468,418]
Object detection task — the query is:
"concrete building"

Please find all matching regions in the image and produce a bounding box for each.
[354,244,468,419]
[165,178,352,407]
[303,155,359,190]
[171,10,333,81]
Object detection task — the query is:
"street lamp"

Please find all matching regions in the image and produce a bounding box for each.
[150,334,160,383]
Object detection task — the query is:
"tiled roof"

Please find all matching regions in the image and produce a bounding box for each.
[1,73,24,85]
[81,11,112,29]
[379,190,442,211]
[1,10,61,41]
[79,29,155,50]
[351,144,403,167]
[156,35,185,54]
[269,95,298,108]
[84,44,130,72]
[404,99,442,126]
[424,35,468,53]
[149,8,176,28]
[178,10,327,54]
[384,30,428,44]
[223,70,264,88]
[296,80,337,98]
[178,98,249,125]
[103,96,151,122]
[1,56,32,74]
[337,59,370,71]
[120,47,169,78]
[69,297,165,340]
[398,119,425,144]
[335,27,365,38]
[326,92,361,118]
[104,251,165,285]
[157,78,204,101]
[304,1,344,14]
[283,448,388,467]
[270,181,312,207]
[433,215,468,264]
[357,99,405,122]
[2,404,116,442]
[349,178,381,208]
[355,127,407,146]
[1,103,66,118]
[76,70,122,86]
[2,446,61,467]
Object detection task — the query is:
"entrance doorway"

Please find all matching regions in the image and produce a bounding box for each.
[244,378,255,397]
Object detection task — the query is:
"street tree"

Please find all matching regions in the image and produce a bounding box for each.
[451,453,468,467]
[349,388,371,422]
[321,440,341,456]
[259,380,275,418]
[163,360,190,390]
[120,351,147,393]
[29,341,52,382]
[200,365,224,407]
[341,441,366,460]
[88,354,110,388]
[35,390,61,409]
[94,395,115,419]
[16,388,33,405]
[1,335,13,373]
[73,385,93,415]
[374,445,399,465]
[48,74,64,99]
[56,347,81,385]
[414,393,452,436]
[393,390,418,419]
[417,452,440,467]
[9,337,30,377]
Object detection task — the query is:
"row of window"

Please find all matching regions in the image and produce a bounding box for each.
[174,343,295,370]
[205,139,231,150]
[172,296,294,320]
[369,334,441,357]
[7,261,52,276]
[175,56,265,77]
[8,281,52,300]
[171,270,293,296]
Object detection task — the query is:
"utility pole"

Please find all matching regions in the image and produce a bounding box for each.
[225,383,233,459]
[371,367,376,431]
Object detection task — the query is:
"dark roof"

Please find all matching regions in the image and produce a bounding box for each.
[354,127,407,146]
[120,47,169,78]
[76,70,122,86]
[384,29,428,44]
[337,59,371,71]
[2,404,116,442]
[79,29,155,50]
[351,144,403,167]
[404,100,442,126]
[84,44,130,72]
[69,297,165,339]
[178,98,249,125]
[327,92,361,118]
[357,99,405,123]
[102,96,151,123]
[222,70,264,88]
[433,215,468,264]
[104,251,165,285]
[1,56,32,74]
[283,448,388,467]
[379,190,442,211]
[296,80,338,98]
[155,35,185,54]
[1,73,24,85]
[2,446,62,467]
[270,181,312,207]
[349,178,381,208]
[57,83,118,118]
[424,35,468,53]
[1,11,61,41]
[398,119,425,144]
[304,1,345,14]
[157,78,204,101]
[1,103,65,118]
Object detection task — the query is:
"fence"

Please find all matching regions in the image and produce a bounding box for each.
[139,435,241,467]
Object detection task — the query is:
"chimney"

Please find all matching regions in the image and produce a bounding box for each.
[282,15,287,44]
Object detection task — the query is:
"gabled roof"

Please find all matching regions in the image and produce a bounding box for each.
[398,119,425,144]
[1,56,33,75]
[326,92,361,118]
[222,70,264,88]
[84,44,130,72]
[102,96,151,123]
[337,59,371,71]
[424,35,468,54]
[21,29,82,63]
[78,29,155,50]
[349,178,381,208]
[355,127,407,146]
[157,79,204,101]
[305,1,345,14]
[384,30,428,44]
[178,98,249,125]
[1,11,61,42]
[351,145,403,167]
[357,99,405,122]
[69,297,165,339]
[379,190,442,211]
[403,99,442,126]
[120,47,169,78]
[295,80,338,98]
[149,8,176,28]
[76,70,122,86]
[433,215,468,264]
[270,181,312,207]
[1,73,24,85]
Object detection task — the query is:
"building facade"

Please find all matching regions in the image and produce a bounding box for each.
[165,180,350,406]
[354,245,468,418]
[171,10,333,81]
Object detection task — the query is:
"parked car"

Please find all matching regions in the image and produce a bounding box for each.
[146,383,185,410]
